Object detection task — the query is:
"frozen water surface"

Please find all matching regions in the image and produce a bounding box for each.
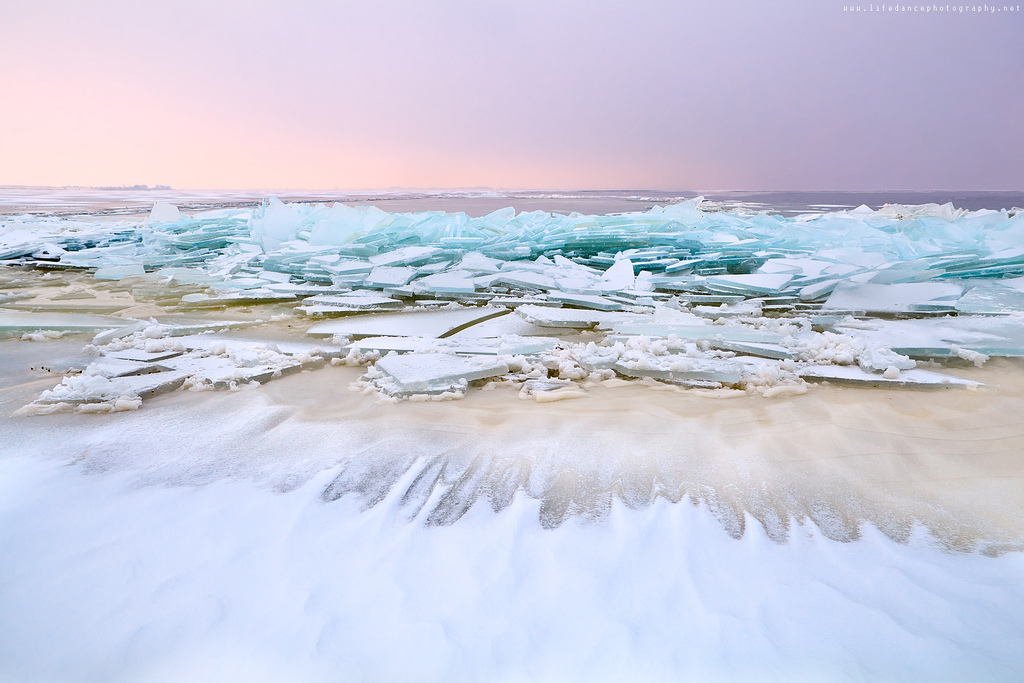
[2,190,1024,680]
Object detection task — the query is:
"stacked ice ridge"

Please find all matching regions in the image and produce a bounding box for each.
[4,196,1022,412]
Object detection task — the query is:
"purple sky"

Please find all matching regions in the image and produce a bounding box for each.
[1,0,1021,190]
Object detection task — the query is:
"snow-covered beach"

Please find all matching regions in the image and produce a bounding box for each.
[3,191,1024,681]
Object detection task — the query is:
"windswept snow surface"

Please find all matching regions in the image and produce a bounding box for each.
[1,455,1023,683]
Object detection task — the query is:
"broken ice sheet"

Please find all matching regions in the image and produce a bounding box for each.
[515,304,631,329]
[346,335,557,357]
[954,285,1024,315]
[831,315,1024,358]
[0,310,128,336]
[611,355,745,387]
[368,353,509,397]
[160,353,303,389]
[299,292,405,315]
[545,292,623,311]
[798,364,978,388]
[306,307,508,339]
[6,196,1024,408]
[823,282,963,315]
[17,371,188,416]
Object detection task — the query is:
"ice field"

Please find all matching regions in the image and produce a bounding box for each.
[2,190,1024,681]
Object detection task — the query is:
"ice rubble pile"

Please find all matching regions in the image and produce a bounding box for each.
[5,197,1024,411]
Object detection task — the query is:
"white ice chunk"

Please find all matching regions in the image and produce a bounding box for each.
[146,202,181,223]
[600,259,635,291]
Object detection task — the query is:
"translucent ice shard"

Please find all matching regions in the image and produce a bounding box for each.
[832,316,1024,358]
[954,285,1024,315]
[703,273,794,295]
[823,282,964,315]
[93,264,145,280]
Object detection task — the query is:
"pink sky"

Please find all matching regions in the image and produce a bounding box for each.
[1,0,1021,191]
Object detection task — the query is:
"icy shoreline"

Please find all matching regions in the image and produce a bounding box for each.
[5,196,1024,414]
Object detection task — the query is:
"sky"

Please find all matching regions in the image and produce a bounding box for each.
[1,0,1022,191]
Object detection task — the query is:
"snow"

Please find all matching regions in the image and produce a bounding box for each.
[0,454,1022,682]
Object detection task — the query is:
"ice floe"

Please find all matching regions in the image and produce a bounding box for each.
[6,196,1024,411]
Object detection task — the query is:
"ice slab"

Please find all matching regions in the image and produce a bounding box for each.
[703,274,794,295]
[0,310,127,335]
[414,272,478,294]
[611,356,745,387]
[306,307,507,339]
[372,353,509,395]
[94,264,145,280]
[798,365,978,388]
[823,282,964,315]
[954,286,1024,315]
[179,290,299,307]
[347,335,557,357]
[691,301,763,319]
[299,292,404,314]
[832,316,1024,358]
[515,304,628,329]
[364,266,418,288]
[545,292,623,311]
[448,312,565,339]
[92,321,149,346]
[674,294,747,305]
[368,246,441,267]
[493,270,559,291]
[161,354,303,388]
[34,371,188,404]
[610,321,785,344]
[82,358,171,378]
[144,318,257,337]
[103,348,185,363]
[711,341,800,360]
